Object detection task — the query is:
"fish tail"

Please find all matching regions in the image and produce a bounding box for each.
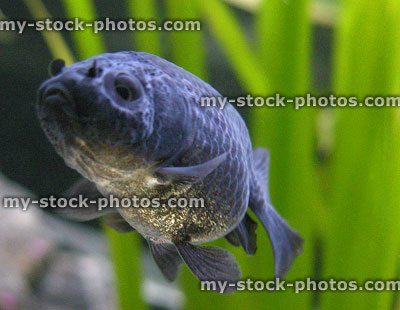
[250,147,303,277]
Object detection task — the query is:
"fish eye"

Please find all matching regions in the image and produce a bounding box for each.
[48,58,65,77]
[114,75,142,101]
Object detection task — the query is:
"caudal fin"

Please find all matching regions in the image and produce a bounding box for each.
[252,148,270,197]
[251,203,303,277]
[250,147,303,277]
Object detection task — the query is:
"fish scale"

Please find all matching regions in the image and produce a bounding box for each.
[37,51,303,293]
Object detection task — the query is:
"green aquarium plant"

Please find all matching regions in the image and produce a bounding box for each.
[26,0,400,309]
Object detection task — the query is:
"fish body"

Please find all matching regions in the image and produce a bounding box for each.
[37,51,303,292]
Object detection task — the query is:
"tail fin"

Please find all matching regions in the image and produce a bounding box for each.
[252,148,270,198]
[251,202,303,277]
[250,147,303,277]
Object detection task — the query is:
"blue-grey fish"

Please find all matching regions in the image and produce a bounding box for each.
[37,52,303,293]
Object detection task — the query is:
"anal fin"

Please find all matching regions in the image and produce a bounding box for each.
[225,214,257,255]
[234,214,257,255]
[225,231,240,247]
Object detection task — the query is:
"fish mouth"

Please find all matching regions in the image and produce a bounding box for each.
[37,76,144,179]
[38,82,76,118]
[42,85,70,103]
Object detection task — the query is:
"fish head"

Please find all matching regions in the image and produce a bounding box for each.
[36,53,156,181]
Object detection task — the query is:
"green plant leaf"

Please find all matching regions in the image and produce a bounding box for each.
[249,0,323,309]
[322,0,400,309]
[61,0,106,59]
[23,0,75,64]
[127,0,162,56]
[104,227,144,310]
[26,1,145,309]
[165,0,206,80]
[194,0,268,94]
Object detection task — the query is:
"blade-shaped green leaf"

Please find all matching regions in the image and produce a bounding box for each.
[61,0,106,59]
[194,0,268,94]
[127,0,162,56]
[104,227,144,310]
[322,0,400,309]
[165,0,206,80]
[249,0,322,309]
[25,1,145,309]
[23,0,75,64]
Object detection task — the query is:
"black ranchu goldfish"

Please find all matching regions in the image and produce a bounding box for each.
[37,52,303,293]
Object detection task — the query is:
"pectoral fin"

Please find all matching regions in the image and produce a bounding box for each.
[103,212,136,233]
[156,153,227,184]
[56,178,112,221]
[65,178,102,199]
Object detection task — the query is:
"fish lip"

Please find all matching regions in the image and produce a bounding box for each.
[39,82,76,117]
[37,70,142,155]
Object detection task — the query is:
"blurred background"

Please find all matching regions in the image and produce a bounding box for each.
[1,0,400,309]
